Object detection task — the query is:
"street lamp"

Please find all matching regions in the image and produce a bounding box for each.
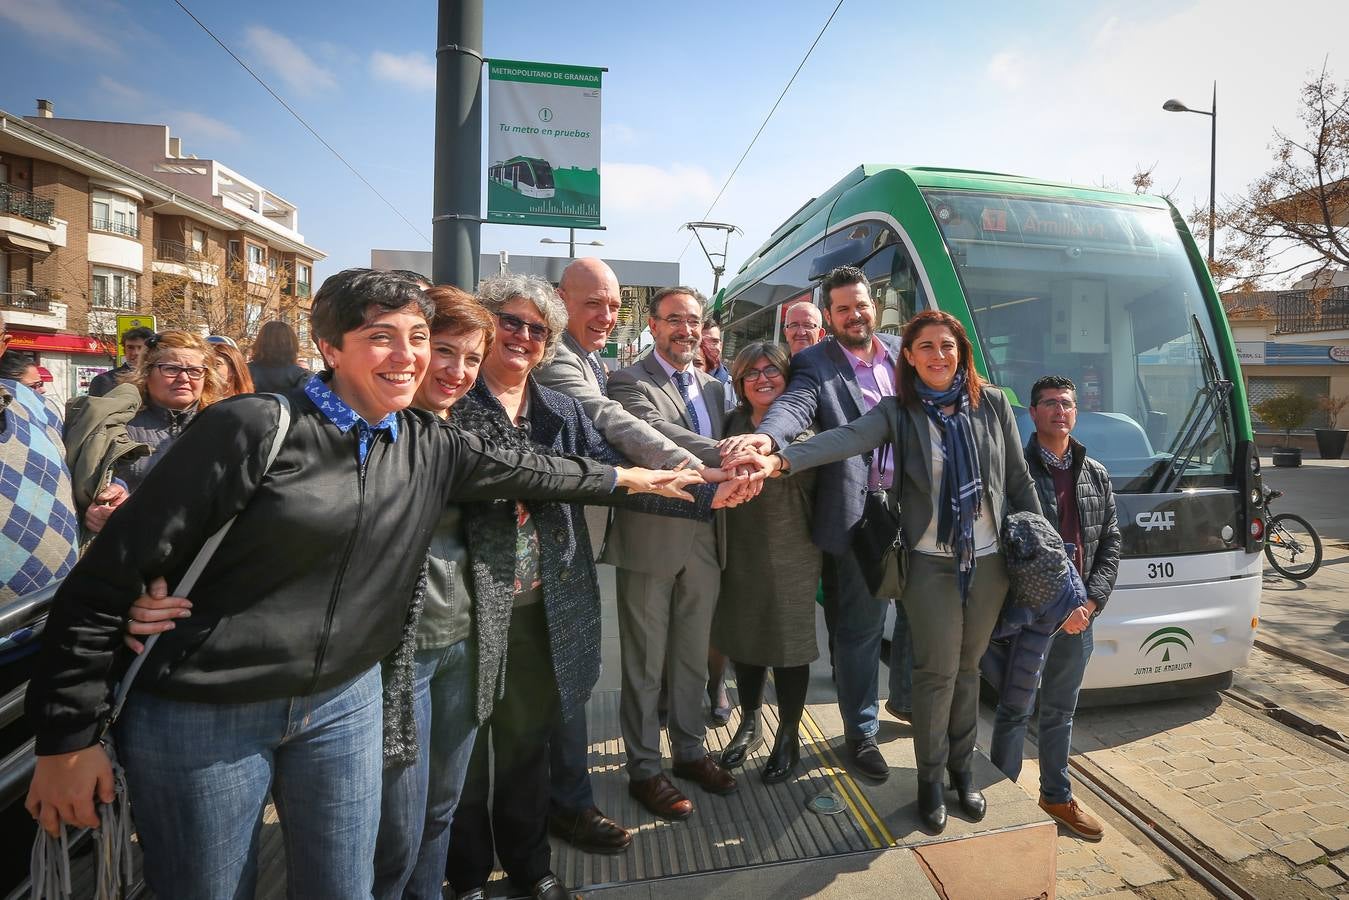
[1163,82,1217,266]
[540,229,604,258]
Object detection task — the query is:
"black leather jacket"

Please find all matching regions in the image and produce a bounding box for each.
[27,388,616,755]
[1023,434,1122,610]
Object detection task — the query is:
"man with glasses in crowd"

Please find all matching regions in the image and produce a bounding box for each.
[990,374,1120,842]
[603,286,737,822]
[783,300,826,357]
[88,326,155,397]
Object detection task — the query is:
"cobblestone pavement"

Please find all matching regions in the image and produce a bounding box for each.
[1233,645,1349,741]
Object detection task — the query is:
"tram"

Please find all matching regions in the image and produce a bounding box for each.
[488,155,557,199]
[718,165,1264,700]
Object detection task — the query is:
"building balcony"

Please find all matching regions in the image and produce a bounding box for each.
[153,239,219,285]
[1275,292,1349,335]
[0,184,55,225]
[90,290,139,312]
[0,281,68,330]
[284,280,311,298]
[91,217,140,239]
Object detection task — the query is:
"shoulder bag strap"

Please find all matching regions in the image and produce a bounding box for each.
[104,394,292,729]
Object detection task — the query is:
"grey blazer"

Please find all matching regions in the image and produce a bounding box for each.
[534,332,699,469]
[779,385,1043,550]
[600,353,728,576]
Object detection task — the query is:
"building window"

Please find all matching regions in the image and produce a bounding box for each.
[91,190,139,238]
[296,262,312,298]
[1248,376,1331,432]
[191,228,207,254]
[245,244,268,284]
[91,267,138,310]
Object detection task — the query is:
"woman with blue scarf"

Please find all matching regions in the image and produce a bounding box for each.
[747,310,1041,833]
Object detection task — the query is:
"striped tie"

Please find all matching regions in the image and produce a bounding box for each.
[586,352,608,391]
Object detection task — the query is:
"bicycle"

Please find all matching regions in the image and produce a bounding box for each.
[1261,487,1323,580]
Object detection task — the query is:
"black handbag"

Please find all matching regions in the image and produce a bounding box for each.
[852,442,908,598]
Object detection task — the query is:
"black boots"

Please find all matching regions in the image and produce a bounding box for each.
[917,779,947,833]
[948,769,986,822]
[761,719,800,784]
[720,709,763,769]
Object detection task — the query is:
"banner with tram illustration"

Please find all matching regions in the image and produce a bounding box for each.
[486,59,602,228]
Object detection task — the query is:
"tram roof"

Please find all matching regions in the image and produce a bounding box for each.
[725,164,1174,297]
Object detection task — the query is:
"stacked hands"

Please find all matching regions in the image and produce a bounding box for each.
[716,432,785,479]
[614,459,769,508]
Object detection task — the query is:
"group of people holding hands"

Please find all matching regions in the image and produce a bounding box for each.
[19,257,1120,900]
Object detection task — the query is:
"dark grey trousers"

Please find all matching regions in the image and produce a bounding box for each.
[900,551,1008,782]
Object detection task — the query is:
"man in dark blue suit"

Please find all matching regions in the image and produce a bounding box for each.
[727,266,912,781]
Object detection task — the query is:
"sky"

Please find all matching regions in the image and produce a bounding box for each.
[2,0,1347,296]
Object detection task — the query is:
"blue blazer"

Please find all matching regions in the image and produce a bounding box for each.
[757,333,903,555]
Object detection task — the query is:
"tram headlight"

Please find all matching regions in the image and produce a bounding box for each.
[1250,488,1261,506]
[1250,455,1260,474]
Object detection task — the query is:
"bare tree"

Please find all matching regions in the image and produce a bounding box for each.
[1221,67,1349,290]
[149,257,304,354]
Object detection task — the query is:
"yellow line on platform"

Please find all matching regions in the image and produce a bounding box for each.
[798,708,897,849]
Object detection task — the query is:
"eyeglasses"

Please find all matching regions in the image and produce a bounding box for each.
[742,365,783,382]
[152,364,208,380]
[1035,399,1076,411]
[784,322,819,331]
[656,315,703,329]
[495,311,551,343]
[23,379,45,393]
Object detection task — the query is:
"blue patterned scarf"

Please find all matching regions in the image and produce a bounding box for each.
[915,371,983,601]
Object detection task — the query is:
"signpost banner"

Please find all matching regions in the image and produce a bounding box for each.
[115,314,156,365]
[487,59,602,228]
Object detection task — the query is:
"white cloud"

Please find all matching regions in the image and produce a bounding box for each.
[603,162,717,213]
[244,25,337,94]
[95,75,147,108]
[370,50,437,91]
[986,50,1027,90]
[0,0,117,53]
[169,110,242,144]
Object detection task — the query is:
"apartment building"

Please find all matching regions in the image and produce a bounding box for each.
[0,101,323,400]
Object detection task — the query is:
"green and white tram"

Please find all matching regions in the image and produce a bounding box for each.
[719,165,1265,700]
[488,155,557,199]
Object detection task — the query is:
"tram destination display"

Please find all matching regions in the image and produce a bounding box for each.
[487,59,602,228]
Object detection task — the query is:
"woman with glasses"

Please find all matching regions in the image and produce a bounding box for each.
[444,274,729,900]
[64,330,224,536]
[711,341,821,785]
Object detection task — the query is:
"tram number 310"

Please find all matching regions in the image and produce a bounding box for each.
[1146,562,1176,580]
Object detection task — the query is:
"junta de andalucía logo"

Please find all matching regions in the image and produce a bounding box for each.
[1134,626,1194,675]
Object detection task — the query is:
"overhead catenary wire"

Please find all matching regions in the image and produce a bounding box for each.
[169,0,432,247]
[678,0,846,265]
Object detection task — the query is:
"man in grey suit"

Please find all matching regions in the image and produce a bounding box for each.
[725,266,912,782]
[535,260,722,854]
[603,286,737,821]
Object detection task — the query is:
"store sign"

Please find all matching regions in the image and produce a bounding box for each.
[487,59,602,228]
[1329,345,1349,363]
[1235,341,1266,365]
[7,330,111,355]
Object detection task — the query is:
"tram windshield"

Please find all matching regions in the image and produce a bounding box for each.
[924,189,1236,491]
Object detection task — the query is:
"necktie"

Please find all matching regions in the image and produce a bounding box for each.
[586,352,608,391]
[674,370,703,435]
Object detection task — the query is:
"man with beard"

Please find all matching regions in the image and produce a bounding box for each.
[602,286,737,821]
[722,266,911,782]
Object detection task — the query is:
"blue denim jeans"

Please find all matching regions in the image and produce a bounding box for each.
[827,548,891,741]
[374,640,478,900]
[115,666,383,900]
[990,625,1094,804]
[887,599,914,714]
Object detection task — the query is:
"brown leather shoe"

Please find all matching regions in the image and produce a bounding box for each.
[628,772,694,820]
[548,805,632,854]
[672,753,738,795]
[1040,797,1104,842]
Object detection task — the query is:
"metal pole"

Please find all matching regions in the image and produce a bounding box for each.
[569,228,576,259]
[1208,81,1217,266]
[431,0,483,290]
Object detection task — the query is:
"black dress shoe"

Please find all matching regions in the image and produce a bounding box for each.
[548,805,632,854]
[720,710,763,768]
[761,739,800,784]
[848,736,889,782]
[917,778,947,833]
[530,874,573,900]
[948,769,986,821]
[455,890,486,900]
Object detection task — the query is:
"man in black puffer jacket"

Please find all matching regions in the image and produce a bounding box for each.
[990,375,1121,843]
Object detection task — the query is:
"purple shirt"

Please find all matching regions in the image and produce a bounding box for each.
[841,338,897,489]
